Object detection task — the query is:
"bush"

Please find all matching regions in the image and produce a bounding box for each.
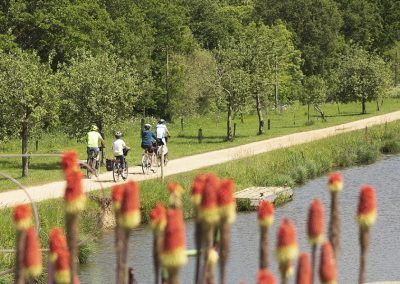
[305,160,318,179]
[269,174,295,188]
[356,144,379,164]
[380,139,400,154]
[291,165,308,184]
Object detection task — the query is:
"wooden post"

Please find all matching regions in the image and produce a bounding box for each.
[233,123,237,138]
[198,128,203,143]
[267,119,270,130]
[180,117,184,132]
[35,140,39,152]
[160,146,164,182]
[140,118,145,136]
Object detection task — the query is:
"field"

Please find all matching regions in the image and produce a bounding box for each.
[1,99,400,191]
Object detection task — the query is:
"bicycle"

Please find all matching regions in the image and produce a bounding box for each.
[113,148,130,182]
[141,146,159,175]
[156,139,169,166]
[87,148,100,178]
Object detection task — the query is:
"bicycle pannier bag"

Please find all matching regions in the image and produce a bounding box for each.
[106,159,114,171]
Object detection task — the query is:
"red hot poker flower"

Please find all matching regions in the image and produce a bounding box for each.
[257,268,276,284]
[64,170,86,214]
[217,178,236,224]
[276,218,298,263]
[54,249,71,284]
[61,151,78,174]
[160,208,187,269]
[319,242,336,284]
[191,174,207,205]
[328,172,343,193]
[198,173,220,226]
[258,200,274,228]
[49,228,68,263]
[150,202,167,234]
[357,185,377,228]
[111,184,125,211]
[23,227,42,279]
[296,253,311,284]
[13,204,32,231]
[168,182,184,208]
[307,199,324,245]
[120,181,141,230]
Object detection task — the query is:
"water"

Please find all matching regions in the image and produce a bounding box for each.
[80,155,400,283]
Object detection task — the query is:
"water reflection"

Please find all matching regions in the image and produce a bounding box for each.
[80,155,400,283]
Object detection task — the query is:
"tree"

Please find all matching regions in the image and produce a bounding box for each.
[333,47,393,114]
[58,51,139,139]
[300,75,327,122]
[0,49,57,176]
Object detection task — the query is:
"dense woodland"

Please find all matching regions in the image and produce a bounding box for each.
[0,0,399,176]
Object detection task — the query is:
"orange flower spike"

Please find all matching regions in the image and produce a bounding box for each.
[168,182,184,208]
[257,268,276,284]
[64,170,86,214]
[296,253,311,284]
[13,204,32,231]
[319,242,337,284]
[150,202,167,234]
[258,200,274,228]
[198,173,220,226]
[357,185,377,228]
[111,184,125,211]
[276,218,299,263]
[54,249,71,284]
[23,227,42,279]
[160,208,188,269]
[217,178,236,224]
[49,228,68,263]
[191,174,206,206]
[61,151,78,174]
[328,172,343,193]
[120,181,141,230]
[307,199,325,245]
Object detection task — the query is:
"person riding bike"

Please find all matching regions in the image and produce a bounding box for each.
[112,131,129,169]
[141,124,157,153]
[156,119,170,146]
[87,124,105,164]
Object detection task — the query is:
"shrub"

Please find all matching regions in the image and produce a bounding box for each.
[356,144,379,164]
[380,139,400,154]
[291,166,308,184]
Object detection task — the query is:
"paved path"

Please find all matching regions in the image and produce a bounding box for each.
[1,111,400,208]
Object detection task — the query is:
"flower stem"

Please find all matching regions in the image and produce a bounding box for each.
[311,244,316,284]
[329,192,340,258]
[259,226,269,269]
[66,213,79,284]
[15,230,26,284]
[219,222,230,284]
[359,227,370,284]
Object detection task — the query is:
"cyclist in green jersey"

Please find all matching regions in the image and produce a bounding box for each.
[87,125,105,159]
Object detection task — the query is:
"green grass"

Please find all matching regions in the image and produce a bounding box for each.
[1,120,400,278]
[1,99,400,191]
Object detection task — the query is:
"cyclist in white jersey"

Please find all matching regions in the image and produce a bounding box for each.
[112,132,128,169]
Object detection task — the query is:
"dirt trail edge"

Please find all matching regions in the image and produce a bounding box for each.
[1,111,400,208]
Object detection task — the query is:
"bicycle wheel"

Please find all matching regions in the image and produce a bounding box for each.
[113,162,120,182]
[151,153,158,174]
[122,161,128,180]
[87,158,92,178]
[141,154,149,174]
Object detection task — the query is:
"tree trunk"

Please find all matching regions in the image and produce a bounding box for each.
[307,104,310,122]
[362,98,366,114]
[227,101,232,141]
[99,121,105,165]
[256,93,264,135]
[21,121,29,177]
[376,100,380,111]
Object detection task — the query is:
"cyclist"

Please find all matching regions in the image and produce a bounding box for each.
[156,119,170,145]
[87,124,105,163]
[112,131,128,169]
[141,124,157,153]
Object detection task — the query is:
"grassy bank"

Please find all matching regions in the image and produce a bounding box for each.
[1,121,400,280]
[1,99,400,191]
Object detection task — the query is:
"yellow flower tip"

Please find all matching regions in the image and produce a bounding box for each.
[276,244,299,263]
[16,218,33,231]
[151,220,167,234]
[328,181,343,193]
[286,263,294,278]
[258,216,274,228]
[308,234,324,245]
[54,270,71,284]
[219,204,236,224]
[113,201,121,211]
[322,281,337,284]
[24,265,42,279]
[160,247,188,269]
[65,196,86,214]
[49,252,58,263]
[357,210,377,228]
[191,195,202,206]
[199,207,220,226]
[119,210,141,230]
[207,248,219,267]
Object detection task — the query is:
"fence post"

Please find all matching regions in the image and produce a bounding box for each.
[160,146,164,182]
[198,128,203,143]
[181,117,184,132]
[233,123,237,138]
[140,118,145,136]
[267,119,271,130]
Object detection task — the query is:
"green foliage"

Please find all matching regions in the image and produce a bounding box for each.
[58,51,139,138]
